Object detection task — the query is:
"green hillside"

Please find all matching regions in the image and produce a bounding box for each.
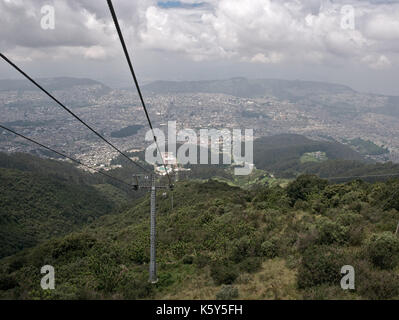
[1,177,399,300]
[0,153,134,258]
[253,134,363,177]
[347,138,389,156]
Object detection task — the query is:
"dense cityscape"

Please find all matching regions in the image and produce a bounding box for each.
[0,77,398,169]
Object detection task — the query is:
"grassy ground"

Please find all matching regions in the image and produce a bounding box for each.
[300,152,328,164]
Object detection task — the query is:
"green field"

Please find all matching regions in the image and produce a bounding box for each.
[300,151,328,164]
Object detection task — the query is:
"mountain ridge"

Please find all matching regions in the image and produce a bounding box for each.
[0,77,111,92]
[142,77,356,99]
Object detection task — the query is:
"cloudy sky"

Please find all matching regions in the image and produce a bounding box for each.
[1,0,399,95]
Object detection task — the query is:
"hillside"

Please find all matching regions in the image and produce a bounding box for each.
[1,177,399,300]
[120,134,398,184]
[0,153,134,258]
[0,77,111,109]
[253,134,363,177]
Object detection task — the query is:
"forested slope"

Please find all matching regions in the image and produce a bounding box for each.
[0,153,133,258]
[1,177,398,300]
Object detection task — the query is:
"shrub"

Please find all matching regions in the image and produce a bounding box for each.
[357,260,399,299]
[210,262,239,285]
[119,274,153,299]
[296,231,318,253]
[195,254,210,268]
[0,275,18,290]
[359,272,399,300]
[297,246,345,289]
[366,232,399,269]
[7,256,26,273]
[230,236,253,263]
[216,285,239,300]
[89,249,125,293]
[261,239,278,258]
[182,255,194,265]
[51,233,97,261]
[348,226,364,246]
[127,241,150,264]
[287,175,328,206]
[239,257,262,273]
[157,272,175,288]
[316,218,349,245]
[336,212,363,226]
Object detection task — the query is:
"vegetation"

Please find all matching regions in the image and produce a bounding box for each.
[300,151,328,164]
[0,153,137,258]
[1,163,399,299]
[253,134,363,177]
[251,134,399,180]
[348,138,389,156]
[110,125,144,138]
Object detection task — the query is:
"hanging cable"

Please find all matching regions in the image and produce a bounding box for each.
[0,53,150,174]
[106,0,172,187]
[0,124,135,189]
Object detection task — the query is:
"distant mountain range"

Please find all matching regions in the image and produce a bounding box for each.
[0,76,358,99]
[142,77,355,99]
[0,77,112,96]
[0,77,110,93]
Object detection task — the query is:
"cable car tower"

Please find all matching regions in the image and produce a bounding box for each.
[133,174,172,283]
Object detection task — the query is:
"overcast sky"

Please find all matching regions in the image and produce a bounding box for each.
[1,0,399,95]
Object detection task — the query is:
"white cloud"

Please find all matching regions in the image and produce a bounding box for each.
[134,0,399,68]
[364,12,399,41]
[84,45,107,60]
[1,0,399,70]
[362,54,391,69]
[250,52,284,64]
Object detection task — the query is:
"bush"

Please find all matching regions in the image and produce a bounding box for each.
[336,212,363,226]
[348,226,364,246]
[366,232,399,269]
[7,256,26,273]
[129,244,149,264]
[357,261,399,299]
[119,274,153,299]
[89,249,125,293]
[359,272,399,300]
[157,272,175,288]
[51,233,97,261]
[210,262,239,285]
[287,175,328,206]
[297,246,345,289]
[182,255,194,265]
[239,257,262,273]
[195,254,210,268]
[261,239,278,258]
[216,285,239,300]
[0,275,18,290]
[230,237,252,263]
[316,218,349,245]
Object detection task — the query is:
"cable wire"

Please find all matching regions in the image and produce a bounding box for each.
[0,124,135,188]
[0,53,150,174]
[106,0,172,187]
